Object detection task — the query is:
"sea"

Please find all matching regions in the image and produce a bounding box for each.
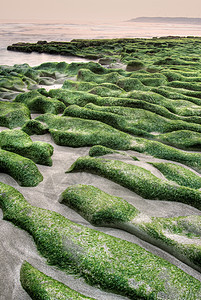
[1,20,201,66]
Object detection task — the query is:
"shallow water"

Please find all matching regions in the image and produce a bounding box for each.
[1,21,201,66]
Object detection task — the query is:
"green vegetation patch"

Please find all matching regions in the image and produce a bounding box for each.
[0,101,30,129]
[67,156,201,210]
[150,162,201,189]
[61,184,138,226]
[0,129,53,166]
[156,130,201,150]
[0,182,201,299]
[89,145,139,160]
[30,113,133,149]
[22,113,201,171]
[85,103,201,134]
[14,90,65,114]
[20,261,95,300]
[60,184,201,271]
[63,105,153,138]
[0,149,43,186]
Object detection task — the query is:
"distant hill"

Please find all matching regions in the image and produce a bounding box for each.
[128,17,201,24]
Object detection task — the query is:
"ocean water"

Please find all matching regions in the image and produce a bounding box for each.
[1,20,201,66]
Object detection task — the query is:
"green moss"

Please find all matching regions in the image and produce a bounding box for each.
[0,101,30,129]
[126,60,145,71]
[47,89,187,121]
[14,90,65,114]
[77,68,121,85]
[150,162,201,189]
[0,129,53,166]
[84,103,201,134]
[48,89,99,107]
[1,182,201,299]
[62,80,97,91]
[168,80,201,91]
[0,149,43,186]
[33,113,133,149]
[61,184,138,226]
[156,130,201,149]
[117,78,148,92]
[89,145,139,161]
[26,113,201,171]
[151,86,201,106]
[60,184,201,271]
[0,75,26,92]
[20,261,95,300]
[22,119,49,135]
[67,156,201,210]
[89,145,115,156]
[63,105,153,138]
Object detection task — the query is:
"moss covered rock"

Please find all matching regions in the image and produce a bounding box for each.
[20,261,95,300]
[0,149,43,186]
[0,129,53,166]
[67,156,201,210]
[61,184,201,271]
[0,102,30,129]
[14,90,65,114]
[0,182,201,299]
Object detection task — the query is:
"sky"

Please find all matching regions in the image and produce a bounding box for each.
[1,0,201,22]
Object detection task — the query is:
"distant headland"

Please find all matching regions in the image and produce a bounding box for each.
[127,17,201,24]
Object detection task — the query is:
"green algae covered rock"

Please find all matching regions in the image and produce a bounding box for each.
[47,88,180,121]
[22,119,49,135]
[0,101,30,129]
[61,184,201,271]
[150,162,201,189]
[14,90,65,114]
[63,105,153,138]
[77,68,121,84]
[0,182,201,299]
[0,129,53,166]
[67,156,201,210]
[24,113,201,171]
[32,113,133,149]
[117,77,148,92]
[156,130,201,150]
[61,184,138,226]
[0,149,43,186]
[84,103,201,134]
[20,261,95,300]
[89,145,139,160]
[126,60,145,71]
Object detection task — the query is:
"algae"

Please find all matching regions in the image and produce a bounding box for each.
[67,156,201,210]
[0,149,43,186]
[20,261,95,300]
[0,182,201,299]
[0,129,53,166]
[0,101,30,129]
[61,184,201,271]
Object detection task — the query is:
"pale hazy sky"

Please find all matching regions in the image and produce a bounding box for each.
[1,0,201,22]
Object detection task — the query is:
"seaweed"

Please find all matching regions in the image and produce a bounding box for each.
[20,261,95,300]
[14,90,65,114]
[67,156,201,210]
[0,149,43,186]
[61,184,201,271]
[0,182,200,299]
[0,129,53,166]
[150,162,201,189]
[0,101,30,129]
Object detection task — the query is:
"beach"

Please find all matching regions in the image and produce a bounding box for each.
[1,23,201,299]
